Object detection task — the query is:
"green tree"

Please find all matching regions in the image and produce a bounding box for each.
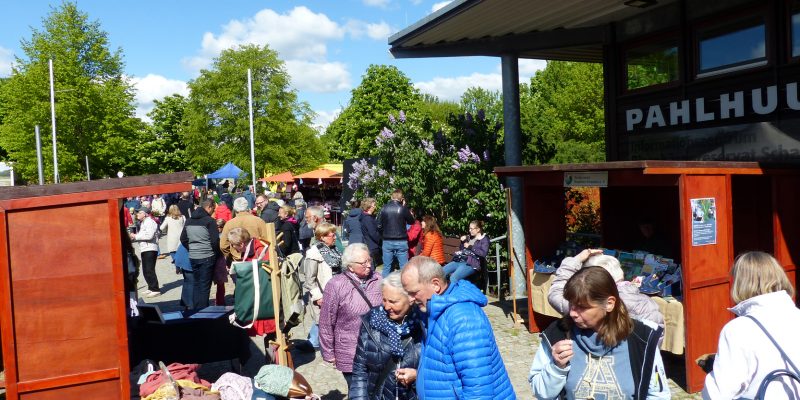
[0,2,140,182]
[127,94,190,175]
[460,87,503,124]
[323,65,421,160]
[183,44,326,176]
[521,61,605,164]
[417,93,460,132]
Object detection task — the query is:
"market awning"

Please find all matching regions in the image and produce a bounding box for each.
[259,172,295,182]
[294,168,340,180]
[388,0,678,62]
[206,162,243,179]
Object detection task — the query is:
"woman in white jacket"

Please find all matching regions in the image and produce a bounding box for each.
[703,251,800,399]
[159,205,185,258]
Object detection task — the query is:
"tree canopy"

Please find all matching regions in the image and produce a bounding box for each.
[323,64,421,160]
[182,44,327,176]
[520,61,605,164]
[0,2,139,182]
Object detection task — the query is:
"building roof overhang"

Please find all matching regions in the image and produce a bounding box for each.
[389,0,676,62]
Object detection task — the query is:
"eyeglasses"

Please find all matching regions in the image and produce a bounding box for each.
[351,259,372,268]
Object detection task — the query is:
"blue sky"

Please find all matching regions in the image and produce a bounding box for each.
[0,1,545,130]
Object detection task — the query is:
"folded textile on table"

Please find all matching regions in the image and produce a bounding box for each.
[143,379,220,400]
[140,363,211,397]
[253,365,313,398]
[211,372,276,400]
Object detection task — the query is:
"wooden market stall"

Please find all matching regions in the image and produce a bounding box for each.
[0,172,192,400]
[496,160,800,393]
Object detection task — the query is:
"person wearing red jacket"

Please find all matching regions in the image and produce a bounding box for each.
[407,209,422,258]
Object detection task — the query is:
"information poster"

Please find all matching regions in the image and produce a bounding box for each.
[690,198,717,246]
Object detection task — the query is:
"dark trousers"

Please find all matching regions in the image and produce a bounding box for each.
[140,250,159,292]
[180,269,195,309]
[191,255,216,310]
[342,372,353,392]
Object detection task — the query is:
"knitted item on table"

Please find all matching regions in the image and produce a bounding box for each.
[253,365,293,397]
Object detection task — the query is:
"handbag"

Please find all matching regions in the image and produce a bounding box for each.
[746,315,800,399]
[345,275,376,308]
[231,241,274,328]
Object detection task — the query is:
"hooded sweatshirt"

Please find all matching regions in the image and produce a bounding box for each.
[416,280,515,400]
[343,208,364,244]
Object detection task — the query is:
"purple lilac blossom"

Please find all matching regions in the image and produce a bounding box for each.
[443,188,449,194]
[472,198,482,205]
[483,150,490,162]
[465,112,473,123]
[451,160,461,170]
[477,109,485,121]
[399,110,406,123]
[421,140,435,155]
[388,113,396,124]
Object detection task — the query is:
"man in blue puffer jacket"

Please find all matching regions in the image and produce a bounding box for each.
[401,256,515,400]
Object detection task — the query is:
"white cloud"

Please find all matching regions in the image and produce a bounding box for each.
[415,59,547,101]
[519,59,547,76]
[432,1,452,12]
[0,46,13,77]
[184,6,381,94]
[130,74,189,121]
[313,108,341,132]
[363,0,391,7]
[415,72,502,101]
[345,20,393,41]
[285,60,350,93]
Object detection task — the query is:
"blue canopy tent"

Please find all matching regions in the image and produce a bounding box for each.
[206,162,244,179]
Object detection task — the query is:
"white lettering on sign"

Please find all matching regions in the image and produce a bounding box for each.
[625,82,800,131]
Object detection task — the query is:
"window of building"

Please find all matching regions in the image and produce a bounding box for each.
[792,12,800,58]
[625,42,679,91]
[697,20,766,77]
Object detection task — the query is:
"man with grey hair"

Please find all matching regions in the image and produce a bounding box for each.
[401,256,514,399]
[300,205,325,251]
[220,197,268,261]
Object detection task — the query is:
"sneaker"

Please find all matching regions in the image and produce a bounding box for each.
[145,290,161,298]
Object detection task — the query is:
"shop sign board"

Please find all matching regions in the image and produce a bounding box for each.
[564,171,608,187]
[690,197,717,246]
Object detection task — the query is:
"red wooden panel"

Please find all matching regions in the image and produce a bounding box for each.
[773,176,800,278]
[106,199,131,398]
[0,210,19,400]
[679,174,734,392]
[19,379,120,400]
[8,203,119,383]
[524,185,566,332]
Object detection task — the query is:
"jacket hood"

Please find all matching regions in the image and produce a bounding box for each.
[616,281,641,296]
[266,201,281,211]
[348,208,362,217]
[428,280,487,320]
[730,290,793,316]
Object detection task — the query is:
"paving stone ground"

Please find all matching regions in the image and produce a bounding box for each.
[135,237,701,399]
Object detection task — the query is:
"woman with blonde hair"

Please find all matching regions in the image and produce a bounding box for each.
[276,205,300,256]
[703,251,800,399]
[159,204,185,259]
[302,222,342,350]
[530,266,670,399]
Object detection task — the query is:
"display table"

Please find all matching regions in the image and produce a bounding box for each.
[128,312,251,367]
[529,272,561,318]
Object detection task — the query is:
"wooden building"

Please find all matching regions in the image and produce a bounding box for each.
[390,0,800,392]
[0,172,192,399]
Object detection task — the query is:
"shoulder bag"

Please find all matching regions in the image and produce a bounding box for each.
[345,275,376,308]
[746,315,800,400]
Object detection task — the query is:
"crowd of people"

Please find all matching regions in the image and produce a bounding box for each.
[125,185,800,399]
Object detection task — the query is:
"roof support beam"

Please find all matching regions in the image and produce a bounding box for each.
[389,25,608,59]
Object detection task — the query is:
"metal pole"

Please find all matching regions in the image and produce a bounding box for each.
[85,155,90,180]
[247,69,257,193]
[35,125,44,185]
[49,59,59,184]
[501,54,527,299]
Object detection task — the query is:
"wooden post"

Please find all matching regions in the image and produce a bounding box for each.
[505,188,523,327]
[265,223,292,368]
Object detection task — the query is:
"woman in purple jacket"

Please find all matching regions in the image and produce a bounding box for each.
[319,243,383,391]
[442,220,489,283]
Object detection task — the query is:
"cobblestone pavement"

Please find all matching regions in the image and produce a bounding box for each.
[138,241,701,399]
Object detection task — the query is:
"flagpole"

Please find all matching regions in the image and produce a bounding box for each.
[247,69,257,193]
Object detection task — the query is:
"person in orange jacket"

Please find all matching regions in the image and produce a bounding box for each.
[419,215,445,265]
